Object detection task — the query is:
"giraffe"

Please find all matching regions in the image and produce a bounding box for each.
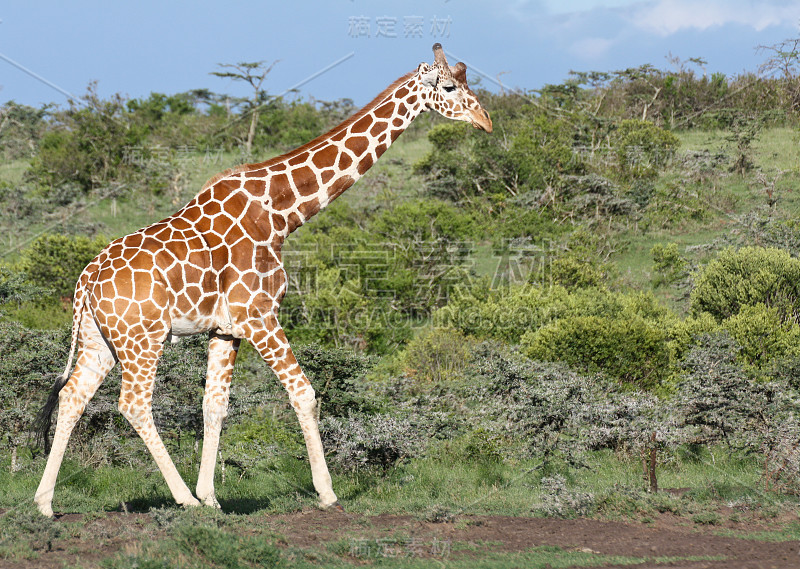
[33,43,492,517]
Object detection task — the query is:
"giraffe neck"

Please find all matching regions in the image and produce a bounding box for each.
[237,72,427,236]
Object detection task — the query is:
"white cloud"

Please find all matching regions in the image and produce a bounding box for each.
[630,0,800,36]
[570,36,617,59]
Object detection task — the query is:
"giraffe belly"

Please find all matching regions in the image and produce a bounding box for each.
[169,314,215,336]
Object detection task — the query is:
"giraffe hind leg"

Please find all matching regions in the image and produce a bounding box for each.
[34,330,115,517]
[116,342,200,509]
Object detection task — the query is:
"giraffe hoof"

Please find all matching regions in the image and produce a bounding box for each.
[321,500,344,512]
[179,496,201,508]
[200,495,222,509]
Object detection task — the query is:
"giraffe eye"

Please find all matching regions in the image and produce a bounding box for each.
[443,84,456,93]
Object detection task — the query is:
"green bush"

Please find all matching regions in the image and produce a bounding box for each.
[612,119,679,180]
[398,326,477,382]
[523,314,671,389]
[691,246,800,323]
[722,303,800,369]
[17,233,107,298]
[26,86,149,192]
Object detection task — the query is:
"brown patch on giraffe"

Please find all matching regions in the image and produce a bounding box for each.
[240,201,273,241]
[350,115,373,134]
[126,233,144,249]
[298,198,321,218]
[116,267,134,298]
[370,121,387,137]
[327,175,355,202]
[245,168,268,177]
[167,240,189,260]
[393,117,404,127]
[228,245,253,271]
[395,86,409,98]
[271,213,287,233]
[338,153,353,170]
[292,165,318,196]
[288,152,310,167]
[320,170,335,184]
[374,101,395,119]
[269,174,294,210]
[407,94,417,105]
[390,129,403,142]
[204,199,222,217]
[286,212,303,233]
[357,155,374,175]
[397,103,408,116]
[345,136,369,156]
[166,265,185,291]
[197,294,216,316]
[224,222,245,244]
[375,143,388,157]
[311,146,338,169]
[243,179,266,196]
[330,129,347,142]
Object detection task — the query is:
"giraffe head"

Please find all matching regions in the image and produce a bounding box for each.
[418,43,493,133]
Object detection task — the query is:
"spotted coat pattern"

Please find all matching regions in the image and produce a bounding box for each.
[34,44,492,516]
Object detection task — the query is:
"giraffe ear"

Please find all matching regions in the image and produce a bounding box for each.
[421,67,439,88]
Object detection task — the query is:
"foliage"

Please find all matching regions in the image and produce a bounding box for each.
[321,411,421,470]
[17,233,108,298]
[26,84,152,192]
[524,314,671,390]
[721,303,800,368]
[0,322,68,456]
[611,119,679,180]
[294,343,376,417]
[397,326,477,383]
[0,101,48,160]
[651,242,690,288]
[0,267,50,310]
[691,246,800,323]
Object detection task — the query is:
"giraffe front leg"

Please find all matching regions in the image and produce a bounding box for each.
[196,334,239,508]
[243,313,339,509]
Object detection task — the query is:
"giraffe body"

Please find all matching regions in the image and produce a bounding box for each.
[34,44,491,516]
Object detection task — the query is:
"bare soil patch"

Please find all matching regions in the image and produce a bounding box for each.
[4,507,799,568]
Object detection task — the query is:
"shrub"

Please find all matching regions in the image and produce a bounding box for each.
[0,322,69,463]
[321,412,422,470]
[293,343,376,417]
[17,233,108,298]
[523,314,671,390]
[398,327,476,382]
[535,475,595,518]
[651,242,690,288]
[691,246,800,323]
[611,119,679,179]
[722,303,800,369]
[26,85,150,192]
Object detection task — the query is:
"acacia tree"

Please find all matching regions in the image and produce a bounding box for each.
[211,60,279,154]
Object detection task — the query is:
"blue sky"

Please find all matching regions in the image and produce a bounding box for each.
[1,1,799,108]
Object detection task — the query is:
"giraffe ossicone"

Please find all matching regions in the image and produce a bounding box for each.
[33,43,492,517]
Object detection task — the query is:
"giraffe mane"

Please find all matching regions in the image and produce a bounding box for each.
[202,71,417,190]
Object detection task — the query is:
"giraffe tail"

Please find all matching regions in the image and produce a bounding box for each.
[33,283,88,454]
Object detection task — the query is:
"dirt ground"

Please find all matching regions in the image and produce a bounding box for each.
[5,507,800,568]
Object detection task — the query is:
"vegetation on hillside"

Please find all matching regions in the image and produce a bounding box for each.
[3,40,800,537]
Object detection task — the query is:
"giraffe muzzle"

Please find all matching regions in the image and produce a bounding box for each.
[470,109,493,133]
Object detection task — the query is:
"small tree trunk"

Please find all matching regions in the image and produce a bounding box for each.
[648,432,658,493]
[246,110,259,155]
[10,445,18,473]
